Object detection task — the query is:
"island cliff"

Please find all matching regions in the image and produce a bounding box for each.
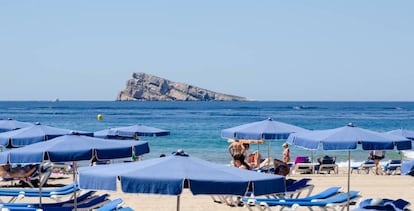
[116,72,248,101]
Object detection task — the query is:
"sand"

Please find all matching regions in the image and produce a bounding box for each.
[1,167,413,211]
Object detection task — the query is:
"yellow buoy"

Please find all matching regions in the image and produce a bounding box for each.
[97,114,103,121]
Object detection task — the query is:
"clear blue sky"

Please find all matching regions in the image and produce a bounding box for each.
[1,0,413,101]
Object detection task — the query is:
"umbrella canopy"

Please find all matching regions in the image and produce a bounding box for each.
[0,118,33,133]
[94,124,170,140]
[0,134,150,164]
[78,150,286,196]
[221,118,307,161]
[286,123,411,211]
[221,118,308,140]
[401,160,414,175]
[385,129,414,140]
[287,123,412,151]
[0,123,92,148]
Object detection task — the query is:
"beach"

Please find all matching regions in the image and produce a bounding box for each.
[2,167,412,211]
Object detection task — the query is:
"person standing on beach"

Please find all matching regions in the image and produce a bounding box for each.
[369,150,385,175]
[228,140,246,158]
[282,143,291,163]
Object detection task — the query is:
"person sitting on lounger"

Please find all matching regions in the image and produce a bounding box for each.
[274,158,290,176]
[243,144,263,169]
[0,164,37,178]
[233,154,251,170]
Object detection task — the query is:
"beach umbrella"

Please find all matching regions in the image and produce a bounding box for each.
[0,118,33,133]
[385,129,414,140]
[94,124,170,140]
[221,118,308,161]
[0,122,92,148]
[401,160,414,176]
[78,149,286,211]
[286,123,411,211]
[0,134,150,210]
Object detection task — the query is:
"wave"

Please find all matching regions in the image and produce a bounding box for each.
[291,106,321,110]
[403,151,414,159]
[383,107,403,110]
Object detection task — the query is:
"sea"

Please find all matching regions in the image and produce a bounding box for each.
[1,101,414,167]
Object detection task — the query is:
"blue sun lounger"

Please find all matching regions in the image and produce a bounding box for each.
[0,191,95,208]
[242,186,341,206]
[272,178,314,199]
[0,183,80,202]
[260,191,361,211]
[96,198,133,211]
[0,192,109,211]
[352,198,410,211]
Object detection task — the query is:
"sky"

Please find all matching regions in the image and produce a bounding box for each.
[0,0,413,101]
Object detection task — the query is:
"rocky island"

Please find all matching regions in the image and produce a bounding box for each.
[116,72,248,101]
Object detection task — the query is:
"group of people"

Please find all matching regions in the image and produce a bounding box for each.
[227,140,291,176]
[227,141,260,170]
[229,139,388,176]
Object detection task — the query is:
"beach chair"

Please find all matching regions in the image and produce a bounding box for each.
[20,164,53,188]
[260,191,361,211]
[351,160,375,174]
[383,160,402,175]
[95,198,131,211]
[352,198,410,211]
[271,178,314,199]
[0,192,109,211]
[0,190,96,209]
[242,186,341,206]
[51,162,72,174]
[292,156,314,174]
[317,156,339,174]
[0,183,80,202]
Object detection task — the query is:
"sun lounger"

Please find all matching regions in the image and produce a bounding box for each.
[0,191,95,207]
[0,183,80,203]
[351,160,375,174]
[317,156,339,174]
[95,198,124,211]
[50,163,72,175]
[0,192,108,211]
[260,191,361,211]
[383,160,402,175]
[271,178,314,199]
[292,156,314,174]
[352,198,410,211]
[242,186,341,206]
[1,207,42,211]
[284,178,314,198]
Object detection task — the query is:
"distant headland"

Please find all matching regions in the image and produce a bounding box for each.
[116,72,249,101]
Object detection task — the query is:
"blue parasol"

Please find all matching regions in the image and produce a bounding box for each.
[94,124,170,140]
[0,122,92,148]
[78,150,285,211]
[385,129,414,140]
[221,118,308,161]
[0,118,33,133]
[287,123,411,211]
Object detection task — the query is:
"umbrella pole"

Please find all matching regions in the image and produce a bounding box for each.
[347,151,351,211]
[38,164,43,207]
[177,195,180,211]
[73,161,78,211]
[267,141,270,168]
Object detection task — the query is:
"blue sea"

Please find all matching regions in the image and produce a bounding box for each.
[1,101,414,166]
